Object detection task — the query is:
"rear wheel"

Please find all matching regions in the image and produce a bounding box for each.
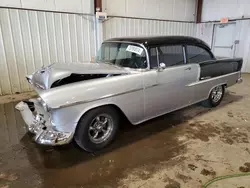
[74,106,119,152]
[201,85,225,107]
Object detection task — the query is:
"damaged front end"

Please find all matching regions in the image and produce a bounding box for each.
[15,99,73,145]
[26,63,130,90]
[15,62,132,146]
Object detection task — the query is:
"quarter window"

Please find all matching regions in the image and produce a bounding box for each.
[186,45,213,64]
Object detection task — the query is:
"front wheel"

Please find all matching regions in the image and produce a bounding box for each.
[201,85,225,107]
[74,106,120,152]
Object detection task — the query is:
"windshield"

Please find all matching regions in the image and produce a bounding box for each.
[95,42,147,69]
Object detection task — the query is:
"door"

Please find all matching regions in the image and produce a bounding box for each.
[212,23,236,58]
[143,45,199,120]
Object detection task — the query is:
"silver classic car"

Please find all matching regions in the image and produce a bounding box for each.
[16,36,243,152]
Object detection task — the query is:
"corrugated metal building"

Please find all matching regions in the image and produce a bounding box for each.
[0,0,97,95]
[0,0,250,95]
[103,17,196,39]
[0,8,97,95]
[196,0,250,73]
[196,21,250,73]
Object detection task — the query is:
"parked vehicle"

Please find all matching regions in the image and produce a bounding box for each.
[16,36,243,152]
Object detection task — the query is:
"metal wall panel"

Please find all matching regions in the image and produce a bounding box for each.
[195,22,214,47]
[0,8,97,95]
[0,0,94,14]
[104,18,250,73]
[103,17,196,40]
[202,0,250,22]
[102,0,196,21]
[196,21,250,73]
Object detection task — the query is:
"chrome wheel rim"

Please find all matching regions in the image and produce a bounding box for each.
[88,114,113,144]
[211,86,223,103]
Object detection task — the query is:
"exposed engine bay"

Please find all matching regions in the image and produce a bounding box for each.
[50,74,120,88]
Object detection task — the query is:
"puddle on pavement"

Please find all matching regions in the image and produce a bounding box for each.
[0,92,243,188]
[0,102,27,150]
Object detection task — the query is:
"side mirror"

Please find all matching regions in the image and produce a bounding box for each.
[158,62,166,71]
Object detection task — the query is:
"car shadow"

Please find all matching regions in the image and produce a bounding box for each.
[20,92,243,170]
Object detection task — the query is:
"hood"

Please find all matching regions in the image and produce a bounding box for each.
[50,62,130,74]
[28,62,130,89]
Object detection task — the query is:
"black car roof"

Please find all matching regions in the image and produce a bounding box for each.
[105,36,211,50]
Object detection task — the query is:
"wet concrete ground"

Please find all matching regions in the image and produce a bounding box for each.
[0,74,250,188]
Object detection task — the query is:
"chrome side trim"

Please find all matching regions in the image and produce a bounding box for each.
[58,88,144,109]
[186,72,240,87]
[145,84,159,89]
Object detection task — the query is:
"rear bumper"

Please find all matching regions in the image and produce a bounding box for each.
[15,100,73,146]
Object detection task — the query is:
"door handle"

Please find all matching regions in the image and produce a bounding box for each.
[185,67,191,71]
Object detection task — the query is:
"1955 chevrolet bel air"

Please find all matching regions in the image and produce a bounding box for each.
[16,36,243,152]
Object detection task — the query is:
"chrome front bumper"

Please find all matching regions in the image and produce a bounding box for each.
[15,100,73,146]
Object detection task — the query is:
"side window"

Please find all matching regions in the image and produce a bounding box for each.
[149,47,158,68]
[158,45,184,67]
[186,45,213,64]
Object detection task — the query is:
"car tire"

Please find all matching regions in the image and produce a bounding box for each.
[74,106,119,152]
[201,85,225,108]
